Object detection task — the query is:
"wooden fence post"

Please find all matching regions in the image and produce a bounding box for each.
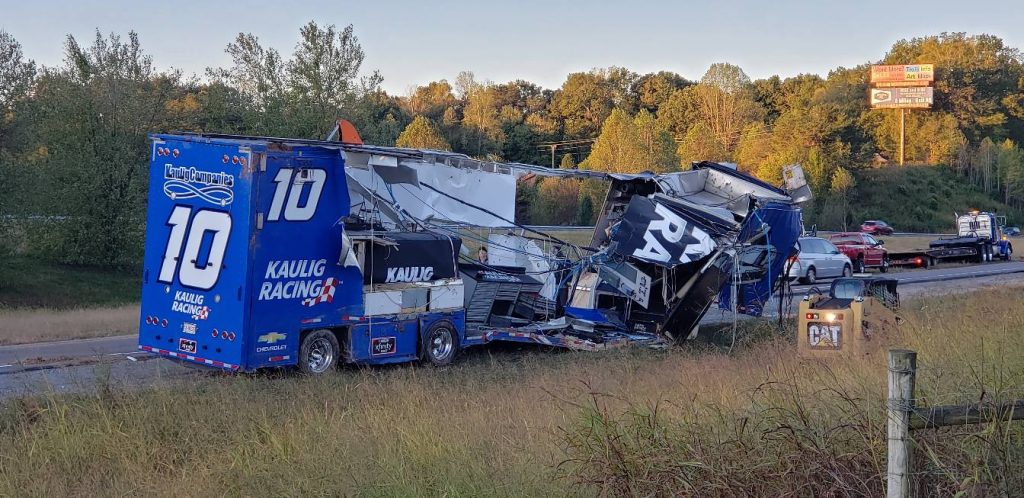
[887,349,917,498]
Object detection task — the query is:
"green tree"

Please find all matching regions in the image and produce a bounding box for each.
[581,108,642,173]
[998,139,1024,207]
[634,71,690,113]
[286,22,373,138]
[550,71,616,138]
[692,63,764,153]
[403,80,456,121]
[462,83,503,156]
[206,32,287,133]
[0,30,36,114]
[655,86,701,138]
[578,194,595,225]
[32,30,185,266]
[0,30,37,235]
[826,167,856,229]
[677,122,726,166]
[633,109,679,172]
[395,116,451,150]
[531,178,580,225]
[734,122,772,173]
[559,153,576,169]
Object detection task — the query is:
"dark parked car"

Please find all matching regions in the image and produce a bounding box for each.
[861,220,894,235]
[1003,226,1021,237]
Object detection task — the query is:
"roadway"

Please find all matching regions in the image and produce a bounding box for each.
[2,261,1023,398]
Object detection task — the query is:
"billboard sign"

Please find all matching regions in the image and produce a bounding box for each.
[870,87,934,109]
[870,64,934,86]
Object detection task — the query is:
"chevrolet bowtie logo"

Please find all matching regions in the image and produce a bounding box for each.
[257,332,287,344]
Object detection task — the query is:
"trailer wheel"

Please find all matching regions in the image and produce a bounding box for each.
[298,329,340,375]
[1006,245,1014,261]
[421,320,459,366]
[879,257,889,273]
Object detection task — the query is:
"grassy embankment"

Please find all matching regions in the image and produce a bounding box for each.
[0,256,139,345]
[0,287,1021,496]
[850,165,1024,233]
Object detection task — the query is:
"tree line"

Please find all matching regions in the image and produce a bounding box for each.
[2,24,1024,266]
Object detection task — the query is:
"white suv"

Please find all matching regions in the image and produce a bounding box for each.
[787,237,853,284]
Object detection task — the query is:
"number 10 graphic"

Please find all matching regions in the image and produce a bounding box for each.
[157,167,326,289]
[159,206,232,289]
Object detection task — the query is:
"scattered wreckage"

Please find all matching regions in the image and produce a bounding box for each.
[138,124,811,372]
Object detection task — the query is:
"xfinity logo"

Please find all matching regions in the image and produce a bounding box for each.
[385,266,434,283]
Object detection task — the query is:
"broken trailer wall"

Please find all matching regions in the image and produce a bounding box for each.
[345,155,518,228]
[717,202,802,316]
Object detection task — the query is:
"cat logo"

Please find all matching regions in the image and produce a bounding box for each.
[258,332,287,344]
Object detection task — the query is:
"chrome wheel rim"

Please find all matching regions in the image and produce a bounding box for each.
[307,337,334,373]
[429,328,454,361]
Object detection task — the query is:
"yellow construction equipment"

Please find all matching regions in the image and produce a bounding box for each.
[797,277,901,358]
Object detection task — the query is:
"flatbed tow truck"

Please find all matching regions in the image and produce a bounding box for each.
[888,211,1013,268]
[138,124,811,373]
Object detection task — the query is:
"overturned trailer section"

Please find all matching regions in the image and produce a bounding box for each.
[520,162,811,342]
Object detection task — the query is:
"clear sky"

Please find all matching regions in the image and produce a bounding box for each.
[3,0,1023,94]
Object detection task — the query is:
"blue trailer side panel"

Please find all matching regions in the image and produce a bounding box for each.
[139,137,255,370]
[244,146,364,370]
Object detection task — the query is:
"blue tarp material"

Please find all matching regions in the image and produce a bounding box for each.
[717,202,802,316]
[564,307,627,330]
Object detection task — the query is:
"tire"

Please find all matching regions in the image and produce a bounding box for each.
[800,267,816,285]
[421,320,459,366]
[842,264,852,277]
[879,257,890,273]
[855,257,865,273]
[1006,245,1014,261]
[976,245,986,263]
[298,329,340,375]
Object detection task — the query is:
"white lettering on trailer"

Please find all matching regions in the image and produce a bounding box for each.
[385,266,434,283]
[263,259,327,279]
[633,203,715,264]
[258,258,330,302]
[267,168,327,222]
[171,290,211,320]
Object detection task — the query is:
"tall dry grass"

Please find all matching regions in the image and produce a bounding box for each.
[0,289,1021,496]
[0,304,138,345]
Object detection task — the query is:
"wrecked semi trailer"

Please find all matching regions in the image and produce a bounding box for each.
[138,131,809,373]
[534,162,810,341]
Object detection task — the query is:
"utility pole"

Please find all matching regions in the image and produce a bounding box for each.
[899,108,906,166]
[550,144,557,168]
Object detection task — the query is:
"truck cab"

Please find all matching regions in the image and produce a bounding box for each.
[828,232,889,273]
[928,211,1012,262]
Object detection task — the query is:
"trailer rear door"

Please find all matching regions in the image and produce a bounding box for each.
[138,136,254,370]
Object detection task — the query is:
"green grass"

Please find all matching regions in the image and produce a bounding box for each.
[0,255,139,309]
[849,165,1024,232]
[1,288,1022,496]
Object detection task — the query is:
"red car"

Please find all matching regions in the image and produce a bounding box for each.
[829,232,889,273]
[861,220,894,235]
